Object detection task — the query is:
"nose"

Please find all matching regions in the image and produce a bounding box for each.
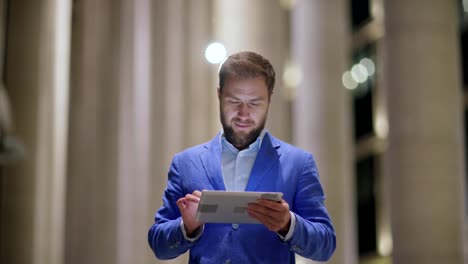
[237,103,249,117]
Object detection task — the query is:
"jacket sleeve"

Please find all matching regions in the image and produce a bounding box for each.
[288,153,336,261]
[148,154,198,259]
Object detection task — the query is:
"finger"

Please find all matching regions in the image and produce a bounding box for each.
[247,203,268,215]
[248,209,275,222]
[248,210,282,231]
[248,204,290,226]
[259,215,286,231]
[248,203,283,216]
[256,199,288,211]
[184,193,201,203]
[192,190,202,198]
[176,197,186,209]
[248,204,282,220]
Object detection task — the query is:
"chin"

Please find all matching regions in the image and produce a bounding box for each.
[233,128,252,135]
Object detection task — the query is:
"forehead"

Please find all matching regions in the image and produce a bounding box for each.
[222,76,268,96]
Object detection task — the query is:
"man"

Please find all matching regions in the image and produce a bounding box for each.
[148,51,336,263]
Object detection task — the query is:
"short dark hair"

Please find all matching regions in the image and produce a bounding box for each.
[218,51,275,94]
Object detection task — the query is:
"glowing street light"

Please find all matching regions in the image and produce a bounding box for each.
[205,42,227,64]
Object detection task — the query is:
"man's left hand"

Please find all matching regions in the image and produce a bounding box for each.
[247,199,291,236]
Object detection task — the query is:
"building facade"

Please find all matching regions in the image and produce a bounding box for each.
[0,0,466,264]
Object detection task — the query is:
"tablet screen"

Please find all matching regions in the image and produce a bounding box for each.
[195,190,283,224]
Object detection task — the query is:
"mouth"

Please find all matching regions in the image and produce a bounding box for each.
[233,121,252,130]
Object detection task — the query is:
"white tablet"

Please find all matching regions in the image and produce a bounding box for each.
[195,190,283,224]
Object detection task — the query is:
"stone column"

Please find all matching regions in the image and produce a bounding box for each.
[65,1,119,263]
[115,0,154,263]
[149,1,188,263]
[292,0,357,264]
[150,0,216,201]
[214,0,291,142]
[149,1,215,263]
[33,2,72,263]
[383,0,466,263]
[3,1,72,264]
[184,0,216,146]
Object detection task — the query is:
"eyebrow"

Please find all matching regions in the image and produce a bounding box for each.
[225,95,266,102]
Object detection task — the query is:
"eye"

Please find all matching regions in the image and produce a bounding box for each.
[249,101,263,107]
[227,99,240,105]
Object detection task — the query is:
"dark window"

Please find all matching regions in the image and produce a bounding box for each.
[461,26,467,90]
[351,0,371,30]
[352,44,376,140]
[356,155,378,255]
[353,86,373,139]
[465,108,468,216]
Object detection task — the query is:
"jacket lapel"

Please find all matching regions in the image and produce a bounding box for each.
[245,132,281,191]
[199,133,226,190]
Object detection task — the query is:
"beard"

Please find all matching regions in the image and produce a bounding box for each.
[220,113,266,150]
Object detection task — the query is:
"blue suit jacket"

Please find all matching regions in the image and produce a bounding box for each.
[148,132,336,263]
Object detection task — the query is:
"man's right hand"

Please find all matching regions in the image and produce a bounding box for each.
[176,190,203,236]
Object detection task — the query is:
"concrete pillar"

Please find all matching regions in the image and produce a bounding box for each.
[374,38,393,258]
[292,0,357,263]
[65,1,119,263]
[115,0,154,263]
[214,0,291,142]
[162,0,185,162]
[149,1,215,263]
[2,1,72,264]
[149,1,187,263]
[184,0,215,146]
[116,0,152,264]
[68,0,161,263]
[150,0,171,221]
[383,0,466,263]
[150,0,216,201]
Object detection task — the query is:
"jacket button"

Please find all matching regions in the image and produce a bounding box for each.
[232,224,239,230]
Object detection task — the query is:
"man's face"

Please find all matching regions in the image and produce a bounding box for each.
[218,76,270,150]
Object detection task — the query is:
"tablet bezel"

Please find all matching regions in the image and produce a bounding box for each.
[195,190,283,224]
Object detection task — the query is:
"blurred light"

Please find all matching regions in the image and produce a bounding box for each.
[205,42,227,64]
[351,64,368,83]
[371,0,385,20]
[360,58,375,76]
[464,0,468,12]
[378,229,393,256]
[375,113,388,139]
[283,61,302,88]
[342,71,358,90]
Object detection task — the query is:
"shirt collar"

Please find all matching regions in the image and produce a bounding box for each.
[219,128,266,152]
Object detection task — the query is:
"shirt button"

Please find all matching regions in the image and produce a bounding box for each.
[226,259,231,264]
[232,224,239,230]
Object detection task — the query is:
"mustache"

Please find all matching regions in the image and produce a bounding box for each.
[232,118,254,125]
